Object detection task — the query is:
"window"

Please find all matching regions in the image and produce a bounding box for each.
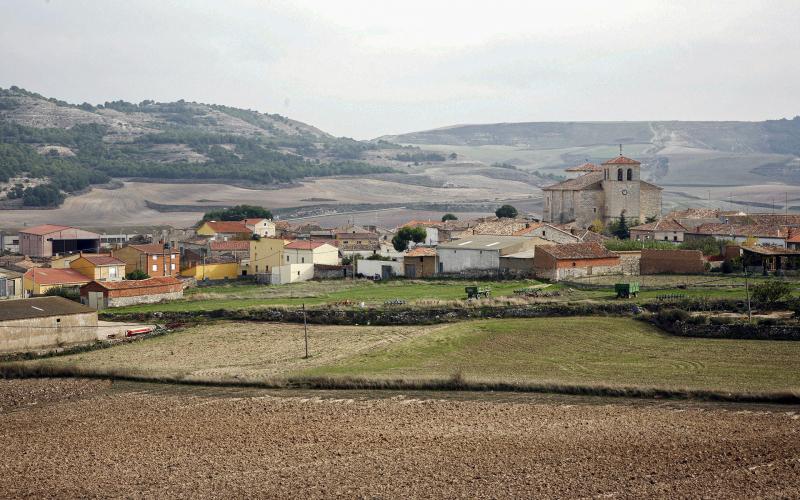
[109,267,117,278]
[171,254,176,259]
[170,263,176,270]
[152,255,158,261]
[152,264,157,272]
[287,256,290,262]
[572,262,576,267]
[593,208,597,213]
[255,265,259,272]
[673,236,678,241]
[627,168,632,181]
[664,236,668,241]
[301,257,305,263]
[617,169,623,181]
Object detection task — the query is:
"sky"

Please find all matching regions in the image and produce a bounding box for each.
[2,0,799,139]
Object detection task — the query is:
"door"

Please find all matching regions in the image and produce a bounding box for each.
[405,264,416,278]
[88,291,104,310]
[381,265,392,280]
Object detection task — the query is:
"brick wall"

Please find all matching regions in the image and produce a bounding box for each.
[640,249,704,274]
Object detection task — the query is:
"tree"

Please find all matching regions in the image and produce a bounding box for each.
[495,204,518,218]
[125,269,149,280]
[589,218,604,233]
[202,205,272,222]
[751,281,792,304]
[43,286,79,301]
[612,213,630,239]
[392,226,427,252]
[645,215,658,223]
[441,213,458,222]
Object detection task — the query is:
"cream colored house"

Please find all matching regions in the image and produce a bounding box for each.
[70,254,126,282]
[271,240,339,284]
[244,218,276,238]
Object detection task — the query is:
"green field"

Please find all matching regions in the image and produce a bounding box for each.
[13,317,800,394]
[301,317,800,393]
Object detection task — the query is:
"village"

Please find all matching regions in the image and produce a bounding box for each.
[3,154,800,353]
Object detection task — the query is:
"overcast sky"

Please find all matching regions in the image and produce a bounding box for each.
[2,0,799,138]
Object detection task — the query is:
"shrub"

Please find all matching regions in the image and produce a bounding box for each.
[125,269,149,280]
[495,204,518,218]
[657,308,690,323]
[750,281,792,304]
[43,286,80,302]
[721,259,733,274]
[686,314,709,325]
[710,316,735,325]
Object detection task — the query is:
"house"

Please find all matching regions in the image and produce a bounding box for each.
[69,254,126,282]
[685,223,787,247]
[0,297,98,354]
[437,236,535,273]
[533,242,621,281]
[248,238,288,276]
[196,220,252,241]
[664,208,726,231]
[243,218,276,237]
[0,267,23,300]
[112,243,181,277]
[23,268,92,295]
[356,259,404,279]
[542,155,662,228]
[514,223,581,244]
[738,245,800,275]
[80,277,184,310]
[472,218,532,237]
[272,240,339,284]
[403,247,438,278]
[19,224,101,257]
[335,230,380,256]
[630,219,688,243]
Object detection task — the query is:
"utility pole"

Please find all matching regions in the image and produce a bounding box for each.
[302,303,309,359]
[744,268,752,323]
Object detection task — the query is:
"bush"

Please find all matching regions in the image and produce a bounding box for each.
[657,308,690,323]
[686,314,709,325]
[43,286,80,302]
[750,281,792,304]
[710,316,735,325]
[721,259,733,274]
[125,269,149,280]
[495,204,518,218]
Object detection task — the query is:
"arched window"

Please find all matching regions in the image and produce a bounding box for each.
[627,168,633,181]
[617,169,623,181]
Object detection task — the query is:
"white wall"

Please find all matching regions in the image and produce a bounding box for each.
[357,259,404,277]
[271,263,315,284]
[438,248,500,272]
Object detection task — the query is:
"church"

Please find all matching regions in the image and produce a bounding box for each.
[541,155,662,228]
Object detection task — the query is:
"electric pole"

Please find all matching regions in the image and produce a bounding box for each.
[302,303,309,359]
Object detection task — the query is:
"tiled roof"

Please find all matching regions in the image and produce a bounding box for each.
[472,219,531,236]
[576,230,609,243]
[242,218,269,225]
[565,162,602,172]
[665,208,722,219]
[0,297,94,321]
[602,155,641,165]
[542,171,603,191]
[691,223,786,238]
[285,240,332,250]
[209,240,250,251]
[203,221,252,233]
[0,267,23,279]
[18,224,73,236]
[335,232,378,239]
[741,245,800,256]
[630,219,687,232]
[23,268,91,285]
[538,242,617,260]
[128,244,170,255]
[512,223,545,236]
[405,247,437,257]
[80,255,125,266]
[85,277,182,290]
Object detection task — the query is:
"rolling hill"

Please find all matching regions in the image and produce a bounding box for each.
[0,87,403,207]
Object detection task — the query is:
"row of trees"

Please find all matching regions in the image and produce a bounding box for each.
[201,205,273,222]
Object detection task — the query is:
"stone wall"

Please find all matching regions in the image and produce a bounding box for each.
[615,251,641,275]
[107,291,184,308]
[640,184,662,221]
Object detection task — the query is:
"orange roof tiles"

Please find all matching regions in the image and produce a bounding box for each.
[602,155,641,165]
[405,247,437,257]
[23,268,90,285]
[203,221,252,233]
[538,242,617,260]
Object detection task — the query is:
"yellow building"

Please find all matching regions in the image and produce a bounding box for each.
[248,238,288,275]
[69,254,126,282]
[181,262,241,281]
[196,221,252,240]
[23,268,91,295]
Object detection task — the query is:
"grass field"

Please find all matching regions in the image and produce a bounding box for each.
[13,317,800,394]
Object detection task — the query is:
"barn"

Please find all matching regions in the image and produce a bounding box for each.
[0,296,98,354]
[80,277,184,310]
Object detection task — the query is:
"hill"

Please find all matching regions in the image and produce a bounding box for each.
[0,87,401,206]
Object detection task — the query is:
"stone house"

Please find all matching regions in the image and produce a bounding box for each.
[0,297,98,354]
[542,156,662,228]
[685,223,787,247]
[80,277,184,310]
[533,242,621,281]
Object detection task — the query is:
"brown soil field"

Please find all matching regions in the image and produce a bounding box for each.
[1,379,798,498]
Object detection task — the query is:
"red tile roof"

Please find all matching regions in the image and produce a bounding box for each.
[630,219,687,232]
[19,224,73,236]
[85,277,182,290]
[565,162,602,172]
[537,242,617,260]
[543,171,603,191]
[127,244,170,255]
[405,247,437,257]
[242,218,269,225]
[284,240,332,250]
[24,268,91,285]
[203,221,252,233]
[602,155,641,165]
[79,254,125,266]
[691,223,786,239]
[209,240,250,251]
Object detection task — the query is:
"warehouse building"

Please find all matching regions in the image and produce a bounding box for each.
[0,297,98,354]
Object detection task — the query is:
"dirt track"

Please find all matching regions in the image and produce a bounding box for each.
[1,379,799,498]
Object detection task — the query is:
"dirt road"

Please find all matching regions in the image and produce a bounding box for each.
[1,379,798,498]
